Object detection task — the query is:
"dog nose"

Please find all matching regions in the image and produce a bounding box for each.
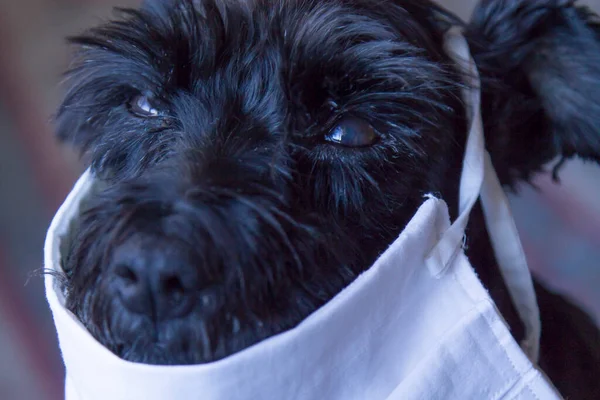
[111,242,196,320]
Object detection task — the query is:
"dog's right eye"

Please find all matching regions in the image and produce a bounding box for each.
[324,117,378,147]
[128,94,161,118]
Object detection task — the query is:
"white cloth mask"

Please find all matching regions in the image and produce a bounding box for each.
[45,28,562,400]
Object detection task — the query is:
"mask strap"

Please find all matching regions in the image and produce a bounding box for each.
[479,152,541,362]
[426,27,541,362]
[425,28,484,277]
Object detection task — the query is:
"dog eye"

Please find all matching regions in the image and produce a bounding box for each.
[128,94,160,118]
[324,118,378,147]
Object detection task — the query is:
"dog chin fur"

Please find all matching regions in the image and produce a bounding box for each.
[56,0,600,397]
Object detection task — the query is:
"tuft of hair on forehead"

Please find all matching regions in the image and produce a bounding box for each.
[62,0,453,86]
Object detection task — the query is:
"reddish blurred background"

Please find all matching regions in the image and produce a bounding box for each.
[0,1,598,399]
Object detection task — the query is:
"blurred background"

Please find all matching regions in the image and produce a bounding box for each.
[0,0,598,399]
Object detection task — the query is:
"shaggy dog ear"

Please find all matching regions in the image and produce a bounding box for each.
[465,0,600,186]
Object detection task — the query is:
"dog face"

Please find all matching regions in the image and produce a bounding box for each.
[57,0,600,369]
[58,0,467,365]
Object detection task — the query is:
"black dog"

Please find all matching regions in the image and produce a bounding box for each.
[56,0,600,397]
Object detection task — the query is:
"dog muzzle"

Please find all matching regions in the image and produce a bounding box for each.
[44,29,562,400]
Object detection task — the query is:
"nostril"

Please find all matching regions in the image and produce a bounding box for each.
[161,274,185,301]
[113,261,153,316]
[157,271,195,318]
[162,275,184,293]
[115,264,139,286]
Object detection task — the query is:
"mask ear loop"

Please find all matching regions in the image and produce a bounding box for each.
[426,27,541,363]
[425,27,484,278]
[480,152,541,362]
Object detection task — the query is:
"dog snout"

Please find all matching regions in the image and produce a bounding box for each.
[111,239,197,321]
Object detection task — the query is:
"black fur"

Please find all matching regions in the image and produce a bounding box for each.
[55,0,600,396]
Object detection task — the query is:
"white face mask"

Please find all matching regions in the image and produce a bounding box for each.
[44,29,562,400]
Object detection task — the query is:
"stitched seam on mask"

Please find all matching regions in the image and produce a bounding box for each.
[449,266,524,400]
[452,267,522,400]
[383,304,492,399]
[295,284,434,396]
[500,368,543,400]
[527,385,540,400]
[299,279,497,397]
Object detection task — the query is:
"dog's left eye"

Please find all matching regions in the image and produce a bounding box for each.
[128,94,161,118]
[325,118,378,147]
